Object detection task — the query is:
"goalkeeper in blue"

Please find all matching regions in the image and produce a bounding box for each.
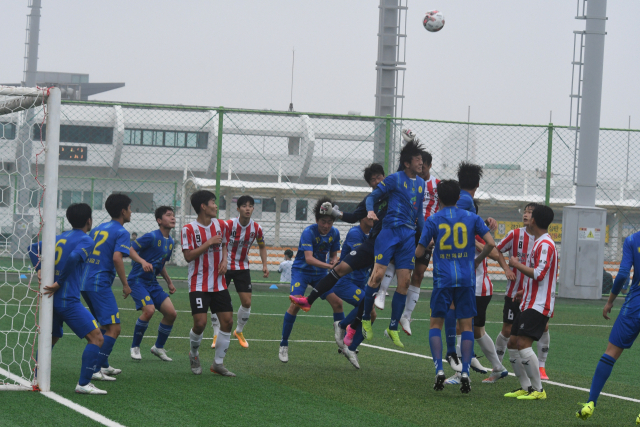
[576,230,640,424]
[416,179,495,394]
[128,206,178,362]
[29,203,106,394]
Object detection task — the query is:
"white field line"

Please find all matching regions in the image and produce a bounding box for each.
[0,367,126,427]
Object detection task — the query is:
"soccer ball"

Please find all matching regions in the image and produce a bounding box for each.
[423,10,445,32]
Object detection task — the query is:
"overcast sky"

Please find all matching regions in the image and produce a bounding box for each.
[2,0,638,128]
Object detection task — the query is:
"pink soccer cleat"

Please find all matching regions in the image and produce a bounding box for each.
[289,295,311,312]
[343,325,357,347]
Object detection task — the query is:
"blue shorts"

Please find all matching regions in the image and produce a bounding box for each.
[81,289,120,326]
[374,227,416,270]
[53,303,99,339]
[289,269,325,296]
[129,280,169,311]
[609,314,640,349]
[430,286,477,319]
[321,278,364,307]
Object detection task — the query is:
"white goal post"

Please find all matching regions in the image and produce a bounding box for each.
[0,86,60,391]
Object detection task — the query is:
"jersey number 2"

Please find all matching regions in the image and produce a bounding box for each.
[92,231,109,256]
[438,223,468,250]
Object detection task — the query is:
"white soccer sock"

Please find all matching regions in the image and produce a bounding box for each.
[537,331,550,368]
[401,285,420,320]
[211,313,220,337]
[214,331,231,365]
[495,332,509,364]
[379,263,395,295]
[476,333,504,371]
[456,334,462,357]
[189,329,203,357]
[519,347,542,392]
[508,348,532,390]
[235,306,251,333]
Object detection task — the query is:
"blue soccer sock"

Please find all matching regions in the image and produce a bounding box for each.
[98,335,116,370]
[362,285,377,321]
[389,292,407,331]
[460,331,474,375]
[588,354,616,405]
[340,305,359,329]
[131,319,149,348]
[445,308,457,355]
[79,344,100,386]
[429,328,444,372]
[333,312,345,322]
[155,322,173,349]
[280,312,296,347]
[348,325,365,352]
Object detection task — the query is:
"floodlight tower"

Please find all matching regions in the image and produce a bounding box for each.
[374,0,407,170]
[559,0,608,300]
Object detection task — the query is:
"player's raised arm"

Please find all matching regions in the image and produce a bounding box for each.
[366,175,392,220]
[475,238,515,281]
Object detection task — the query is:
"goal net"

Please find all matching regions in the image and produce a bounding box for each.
[0,86,60,391]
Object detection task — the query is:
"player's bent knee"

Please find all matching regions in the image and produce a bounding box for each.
[87,329,104,346]
[335,263,351,277]
[141,306,156,321]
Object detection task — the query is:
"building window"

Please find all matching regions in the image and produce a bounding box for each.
[295,200,307,221]
[262,198,289,213]
[124,129,208,149]
[34,125,113,144]
[0,123,16,140]
[288,137,300,155]
[57,190,102,210]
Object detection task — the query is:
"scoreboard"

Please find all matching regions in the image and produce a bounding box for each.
[59,145,87,161]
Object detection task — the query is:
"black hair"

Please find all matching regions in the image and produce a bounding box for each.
[421,150,433,166]
[457,162,483,190]
[363,163,385,185]
[237,195,255,208]
[532,205,554,230]
[314,197,334,221]
[191,190,216,214]
[105,193,132,219]
[66,203,92,229]
[473,199,480,215]
[284,249,294,258]
[524,202,539,211]
[398,140,425,172]
[437,180,461,206]
[155,206,174,221]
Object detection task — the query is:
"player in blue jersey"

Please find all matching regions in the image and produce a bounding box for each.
[127,206,177,362]
[577,230,640,423]
[279,198,340,363]
[28,203,106,394]
[80,194,133,381]
[416,179,495,394]
[360,141,425,348]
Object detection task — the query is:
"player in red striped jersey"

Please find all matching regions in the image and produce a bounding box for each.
[504,205,557,400]
[181,190,235,377]
[495,203,551,380]
[211,195,268,349]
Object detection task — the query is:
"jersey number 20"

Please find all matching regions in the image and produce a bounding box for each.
[438,223,468,250]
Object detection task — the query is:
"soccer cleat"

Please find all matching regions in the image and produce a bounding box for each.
[362,320,373,341]
[445,372,461,385]
[343,325,356,347]
[334,321,346,350]
[289,295,311,312]
[399,317,412,336]
[447,353,462,372]
[470,357,489,374]
[374,292,386,310]
[342,348,360,369]
[482,369,509,384]
[434,371,446,391]
[504,387,530,398]
[91,371,116,382]
[101,366,121,376]
[130,347,141,361]
[576,401,595,420]
[539,367,549,380]
[189,352,202,375]
[75,382,107,395]
[234,331,249,348]
[211,335,217,349]
[636,412,639,425]
[518,388,547,400]
[460,372,471,394]
[150,345,172,362]
[384,328,404,348]
[279,346,289,363]
[210,363,236,377]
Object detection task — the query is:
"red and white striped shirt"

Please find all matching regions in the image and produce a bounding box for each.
[181,220,229,292]
[475,236,492,297]
[520,233,557,317]
[422,175,440,220]
[226,218,264,270]
[496,227,534,298]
